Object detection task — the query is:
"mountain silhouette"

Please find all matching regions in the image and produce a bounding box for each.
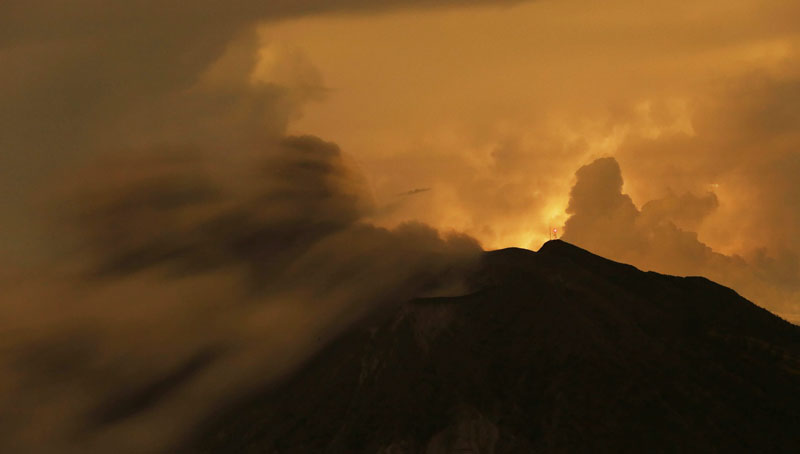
[188,240,800,453]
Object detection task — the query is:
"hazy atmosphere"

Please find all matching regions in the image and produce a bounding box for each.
[264,0,800,322]
[1,0,799,452]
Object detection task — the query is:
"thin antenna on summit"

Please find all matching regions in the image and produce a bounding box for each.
[550,227,558,240]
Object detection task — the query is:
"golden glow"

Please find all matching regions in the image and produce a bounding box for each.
[252,0,800,319]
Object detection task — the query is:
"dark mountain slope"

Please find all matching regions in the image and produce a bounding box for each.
[189,240,800,453]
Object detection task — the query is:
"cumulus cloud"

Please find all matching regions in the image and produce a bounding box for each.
[602,68,800,321]
[617,71,800,248]
[562,156,800,321]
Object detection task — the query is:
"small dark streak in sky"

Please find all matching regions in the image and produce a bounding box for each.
[397,187,431,197]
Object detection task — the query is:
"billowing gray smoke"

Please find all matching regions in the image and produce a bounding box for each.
[1,135,481,453]
[0,0,527,262]
[0,1,532,452]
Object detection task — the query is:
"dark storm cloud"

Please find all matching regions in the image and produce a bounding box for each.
[0,0,528,42]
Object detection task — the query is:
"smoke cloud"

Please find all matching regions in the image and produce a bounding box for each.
[0,0,525,261]
[0,1,528,452]
[1,136,481,453]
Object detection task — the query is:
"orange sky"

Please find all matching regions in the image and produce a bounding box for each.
[0,0,797,314]
[259,0,798,247]
[1,1,800,451]
[253,0,800,320]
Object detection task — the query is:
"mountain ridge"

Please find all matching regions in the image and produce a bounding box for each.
[188,240,800,453]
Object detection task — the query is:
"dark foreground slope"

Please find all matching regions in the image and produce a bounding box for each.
[189,240,800,453]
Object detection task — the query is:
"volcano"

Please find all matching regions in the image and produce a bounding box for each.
[189,240,800,453]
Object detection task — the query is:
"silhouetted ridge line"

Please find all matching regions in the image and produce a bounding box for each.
[187,241,800,454]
